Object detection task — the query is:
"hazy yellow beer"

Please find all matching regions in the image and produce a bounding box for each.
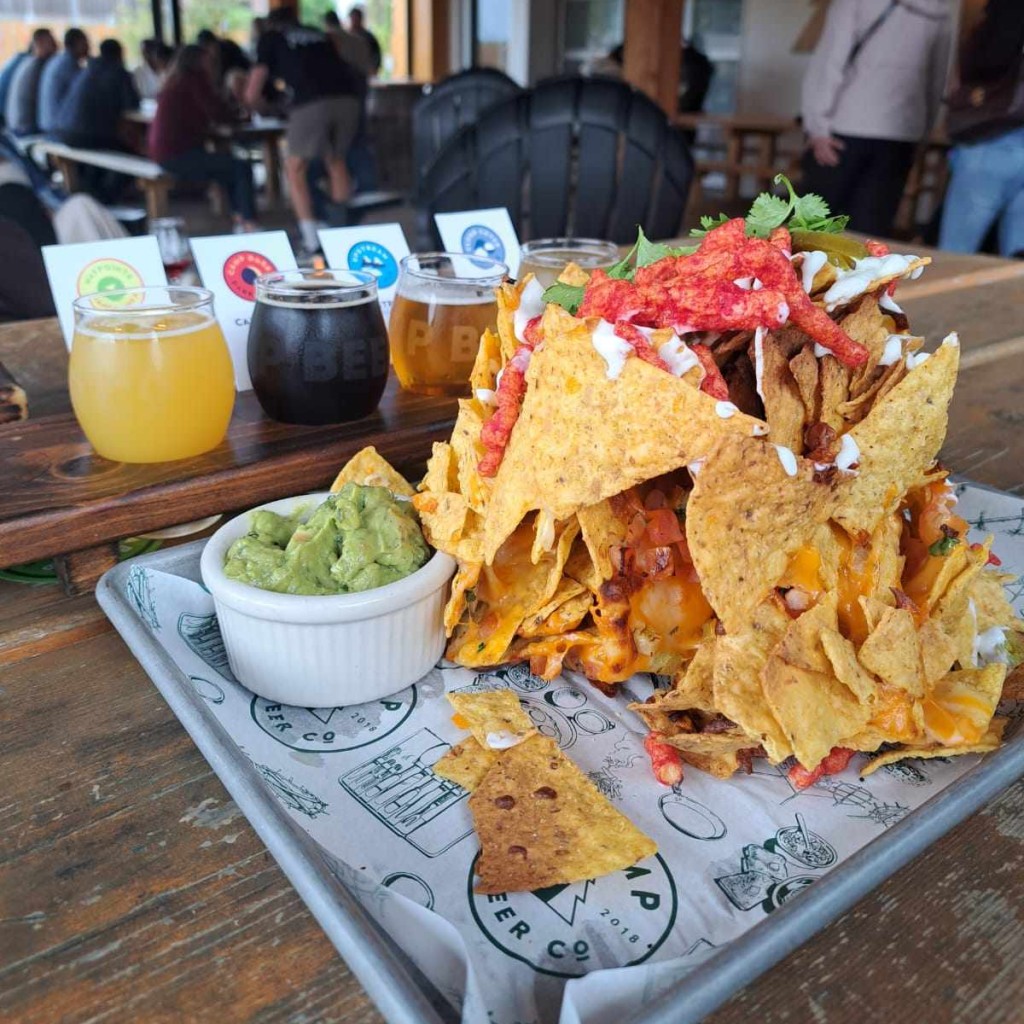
[389,252,507,396]
[70,287,235,463]
[518,237,620,288]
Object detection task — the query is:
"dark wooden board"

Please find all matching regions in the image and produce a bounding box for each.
[0,379,457,570]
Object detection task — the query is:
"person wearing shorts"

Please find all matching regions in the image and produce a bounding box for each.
[247,6,362,254]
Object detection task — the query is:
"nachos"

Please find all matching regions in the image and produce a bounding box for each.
[414,176,1023,790]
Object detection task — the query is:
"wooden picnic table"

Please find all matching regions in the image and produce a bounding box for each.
[3,242,1024,1023]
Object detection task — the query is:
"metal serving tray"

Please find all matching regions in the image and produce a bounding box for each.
[97,492,1024,1024]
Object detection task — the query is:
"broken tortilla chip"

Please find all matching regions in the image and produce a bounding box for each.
[470,735,657,893]
[447,689,537,750]
[330,446,415,497]
[434,736,498,791]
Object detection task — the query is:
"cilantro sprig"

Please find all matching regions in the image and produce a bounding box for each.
[692,174,848,239]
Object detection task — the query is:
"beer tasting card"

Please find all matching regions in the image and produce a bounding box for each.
[434,207,521,276]
[191,231,298,391]
[42,236,168,349]
[318,223,411,321]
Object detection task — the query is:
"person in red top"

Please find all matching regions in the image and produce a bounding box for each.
[149,45,258,230]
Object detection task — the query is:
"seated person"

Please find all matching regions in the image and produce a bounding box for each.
[6,28,57,135]
[133,38,172,101]
[149,45,258,231]
[39,28,89,134]
[0,156,56,321]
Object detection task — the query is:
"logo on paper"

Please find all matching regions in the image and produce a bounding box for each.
[250,688,417,752]
[461,224,504,262]
[348,240,398,289]
[223,250,276,302]
[77,257,143,305]
[468,854,677,977]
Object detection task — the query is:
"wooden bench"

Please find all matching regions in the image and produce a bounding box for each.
[34,141,172,219]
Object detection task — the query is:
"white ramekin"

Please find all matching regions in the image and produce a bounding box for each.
[200,492,455,706]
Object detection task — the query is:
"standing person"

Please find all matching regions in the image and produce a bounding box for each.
[323,8,375,191]
[39,28,89,134]
[323,10,373,77]
[347,6,381,75]
[939,0,1024,256]
[246,7,363,255]
[5,28,57,135]
[149,45,258,232]
[133,38,172,101]
[800,0,953,237]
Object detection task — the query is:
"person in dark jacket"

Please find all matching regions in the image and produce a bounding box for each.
[5,28,57,135]
[54,38,139,149]
[197,29,251,84]
[149,45,258,229]
[939,0,1024,255]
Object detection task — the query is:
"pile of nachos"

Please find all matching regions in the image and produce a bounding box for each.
[413,177,1023,789]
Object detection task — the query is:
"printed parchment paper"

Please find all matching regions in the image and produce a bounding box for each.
[117,483,1024,1024]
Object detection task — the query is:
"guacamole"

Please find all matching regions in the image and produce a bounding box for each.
[224,484,430,596]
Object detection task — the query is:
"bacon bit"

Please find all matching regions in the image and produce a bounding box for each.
[702,715,737,734]
[736,746,765,774]
[613,320,670,371]
[788,746,856,790]
[865,240,890,257]
[691,343,730,399]
[523,314,544,348]
[971,542,1002,567]
[804,421,838,462]
[643,732,684,786]
[478,348,528,477]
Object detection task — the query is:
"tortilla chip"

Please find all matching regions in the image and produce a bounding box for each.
[496,279,528,362]
[434,737,498,791]
[578,499,626,583]
[470,327,503,393]
[757,332,807,452]
[451,400,490,514]
[444,561,481,633]
[818,355,852,433]
[470,735,657,893]
[330,446,415,497]
[676,748,748,779]
[558,261,591,287]
[821,257,931,314]
[712,598,793,762]
[686,434,841,633]
[518,580,590,638]
[821,627,879,704]
[762,599,871,769]
[857,606,925,696]
[420,441,459,496]
[660,729,756,758]
[481,304,762,563]
[415,490,471,554]
[447,689,537,750]
[833,335,959,535]
[860,717,1006,777]
[789,347,820,424]
[669,640,719,714]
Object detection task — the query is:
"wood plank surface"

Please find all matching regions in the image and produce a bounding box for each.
[3,244,1024,1024]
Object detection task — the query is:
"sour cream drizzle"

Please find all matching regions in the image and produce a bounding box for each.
[823,254,921,311]
[836,433,860,471]
[799,250,829,294]
[591,319,633,379]
[512,277,546,342]
[715,400,739,418]
[774,444,799,477]
[753,326,766,402]
[659,334,703,378]
[878,334,906,366]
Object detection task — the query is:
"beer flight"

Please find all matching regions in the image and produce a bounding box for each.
[67,237,621,464]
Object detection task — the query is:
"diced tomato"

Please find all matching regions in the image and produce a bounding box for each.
[788,746,856,790]
[643,507,685,546]
[634,544,675,580]
[865,240,890,257]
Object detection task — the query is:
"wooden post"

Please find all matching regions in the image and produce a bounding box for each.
[391,0,411,79]
[411,0,450,83]
[623,0,685,116]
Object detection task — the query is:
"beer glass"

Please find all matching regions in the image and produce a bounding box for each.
[389,252,507,397]
[248,269,389,425]
[70,286,235,463]
[518,237,620,288]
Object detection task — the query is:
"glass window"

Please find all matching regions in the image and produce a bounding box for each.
[683,0,742,113]
[562,0,623,74]
[474,0,512,74]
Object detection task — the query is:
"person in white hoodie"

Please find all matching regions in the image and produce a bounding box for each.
[800,0,954,236]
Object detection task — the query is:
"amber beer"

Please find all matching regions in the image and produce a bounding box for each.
[390,252,507,396]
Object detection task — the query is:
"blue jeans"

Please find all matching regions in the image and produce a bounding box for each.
[939,126,1024,256]
[160,148,256,222]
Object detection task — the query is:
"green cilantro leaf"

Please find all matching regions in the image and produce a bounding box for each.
[745,192,792,238]
[928,535,961,557]
[635,227,697,266]
[605,238,638,280]
[541,280,585,315]
[691,212,730,237]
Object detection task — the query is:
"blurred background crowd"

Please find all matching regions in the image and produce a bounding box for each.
[0,0,1021,320]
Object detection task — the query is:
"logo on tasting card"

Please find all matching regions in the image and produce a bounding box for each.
[223,250,277,302]
[77,257,143,305]
[468,854,677,977]
[347,240,398,290]
[250,688,417,752]
[461,224,505,262]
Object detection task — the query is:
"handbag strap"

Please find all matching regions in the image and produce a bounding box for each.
[844,0,900,71]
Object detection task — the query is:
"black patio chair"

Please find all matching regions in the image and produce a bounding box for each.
[412,67,523,195]
[420,75,695,248]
